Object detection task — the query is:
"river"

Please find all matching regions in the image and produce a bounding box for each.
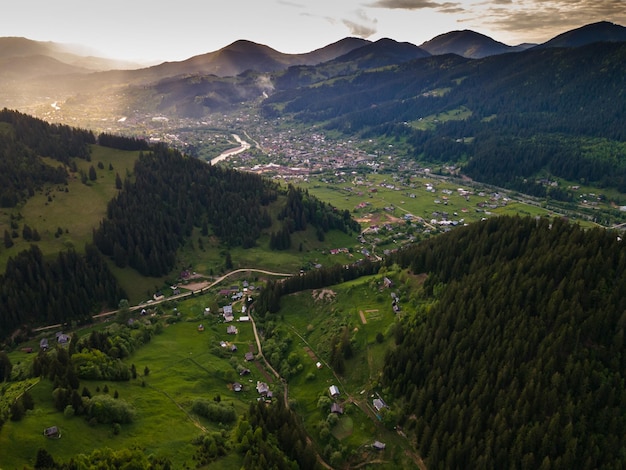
[210,134,251,165]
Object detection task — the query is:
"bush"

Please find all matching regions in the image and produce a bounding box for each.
[85,395,135,424]
[191,399,236,424]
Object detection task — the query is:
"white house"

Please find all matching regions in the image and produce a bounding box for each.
[329,385,340,397]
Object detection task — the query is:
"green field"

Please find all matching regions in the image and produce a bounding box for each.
[1,268,426,468]
[0,146,140,270]
[0,293,270,468]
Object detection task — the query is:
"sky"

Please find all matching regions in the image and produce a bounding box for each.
[4,0,626,64]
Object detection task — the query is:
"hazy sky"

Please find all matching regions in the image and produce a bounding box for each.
[4,0,625,63]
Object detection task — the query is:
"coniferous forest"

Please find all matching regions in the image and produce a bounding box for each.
[0,109,95,207]
[0,244,125,340]
[382,216,626,469]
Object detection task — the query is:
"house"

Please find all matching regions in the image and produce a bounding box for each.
[223,305,234,322]
[331,403,344,414]
[239,368,251,376]
[383,277,393,288]
[238,316,250,322]
[56,333,70,345]
[329,385,340,398]
[372,441,386,450]
[373,398,387,412]
[43,426,61,438]
[227,325,238,335]
[233,382,243,392]
[256,381,269,395]
[245,352,255,362]
[39,338,49,351]
[230,344,238,352]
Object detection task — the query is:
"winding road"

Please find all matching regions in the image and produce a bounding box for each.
[33,268,292,332]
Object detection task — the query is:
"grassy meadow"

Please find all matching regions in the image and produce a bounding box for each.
[0,292,271,468]
[0,146,140,270]
[1,266,426,469]
[266,269,426,468]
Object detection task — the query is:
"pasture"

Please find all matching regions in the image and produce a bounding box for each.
[0,145,140,270]
[0,293,269,469]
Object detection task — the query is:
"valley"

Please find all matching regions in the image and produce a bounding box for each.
[1,22,626,469]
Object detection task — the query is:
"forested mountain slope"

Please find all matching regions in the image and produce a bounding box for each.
[384,216,626,469]
[0,110,360,340]
[263,42,626,194]
[0,109,94,207]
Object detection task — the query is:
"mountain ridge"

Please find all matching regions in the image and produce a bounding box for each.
[1,20,623,81]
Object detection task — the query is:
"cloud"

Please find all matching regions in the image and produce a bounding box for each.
[342,9,378,38]
[368,0,459,10]
[465,0,626,43]
[343,19,378,37]
[277,0,305,7]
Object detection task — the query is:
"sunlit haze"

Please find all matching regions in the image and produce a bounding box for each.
[3,0,626,64]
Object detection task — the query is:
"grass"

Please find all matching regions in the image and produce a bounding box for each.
[272,270,421,466]
[0,296,266,469]
[0,146,140,270]
[1,267,423,468]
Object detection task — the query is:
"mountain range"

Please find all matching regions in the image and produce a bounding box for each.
[1,21,624,91]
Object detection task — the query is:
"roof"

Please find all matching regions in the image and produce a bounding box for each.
[329,385,340,396]
[373,398,387,411]
[331,403,344,414]
[373,440,386,450]
[44,426,60,437]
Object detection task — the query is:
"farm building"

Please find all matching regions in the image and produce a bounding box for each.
[373,441,386,450]
[329,385,340,397]
[43,426,61,438]
[331,403,344,414]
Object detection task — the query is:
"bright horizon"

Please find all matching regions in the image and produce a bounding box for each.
[3,0,626,64]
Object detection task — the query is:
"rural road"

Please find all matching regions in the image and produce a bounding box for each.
[32,268,292,332]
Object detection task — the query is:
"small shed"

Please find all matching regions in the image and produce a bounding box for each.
[373,440,386,450]
[43,426,61,438]
[329,385,340,397]
[233,382,243,392]
[331,403,344,414]
[244,352,255,362]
